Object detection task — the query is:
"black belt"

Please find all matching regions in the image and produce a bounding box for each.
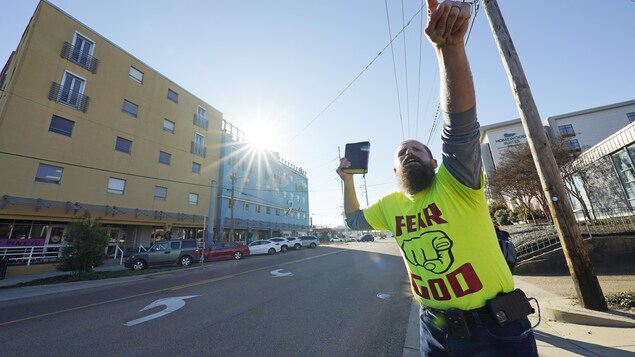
[426,306,497,326]
[424,306,497,338]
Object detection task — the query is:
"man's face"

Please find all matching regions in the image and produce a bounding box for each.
[394,140,437,195]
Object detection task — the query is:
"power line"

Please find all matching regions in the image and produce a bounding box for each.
[400,0,412,137]
[290,2,426,142]
[385,0,406,140]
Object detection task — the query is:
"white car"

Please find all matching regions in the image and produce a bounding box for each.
[298,236,320,248]
[285,237,303,250]
[268,237,291,252]
[330,237,345,243]
[248,240,281,255]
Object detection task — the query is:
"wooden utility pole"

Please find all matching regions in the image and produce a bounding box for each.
[482,0,607,311]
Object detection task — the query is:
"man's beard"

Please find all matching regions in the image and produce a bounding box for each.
[397,159,436,195]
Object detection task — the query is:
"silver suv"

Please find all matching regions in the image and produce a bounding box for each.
[298,236,319,248]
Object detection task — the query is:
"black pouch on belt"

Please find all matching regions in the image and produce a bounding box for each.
[486,288,535,326]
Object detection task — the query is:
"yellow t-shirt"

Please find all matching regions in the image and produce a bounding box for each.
[363,164,513,310]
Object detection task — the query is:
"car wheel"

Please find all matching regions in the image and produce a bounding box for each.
[310,243,317,248]
[180,255,193,267]
[294,244,301,250]
[131,259,146,271]
[281,245,288,252]
[233,251,243,260]
[268,248,276,255]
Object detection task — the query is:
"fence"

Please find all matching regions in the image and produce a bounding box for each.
[0,245,63,266]
[510,207,635,260]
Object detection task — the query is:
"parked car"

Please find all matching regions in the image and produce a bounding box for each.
[360,234,375,242]
[345,236,357,242]
[204,242,250,261]
[248,240,281,255]
[124,239,200,271]
[330,237,345,243]
[285,237,302,250]
[298,236,319,248]
[269,237,290,252]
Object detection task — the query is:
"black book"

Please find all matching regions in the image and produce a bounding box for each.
[342,141,370,174]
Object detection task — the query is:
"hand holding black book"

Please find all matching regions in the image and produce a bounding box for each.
[342,141,370,174]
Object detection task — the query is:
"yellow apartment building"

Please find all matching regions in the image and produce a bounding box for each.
[0,1,223,260]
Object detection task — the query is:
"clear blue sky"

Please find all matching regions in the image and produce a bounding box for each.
[3,1,634,227]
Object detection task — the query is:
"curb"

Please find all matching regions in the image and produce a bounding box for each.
[402,299,420,357]
[540,297,635,328]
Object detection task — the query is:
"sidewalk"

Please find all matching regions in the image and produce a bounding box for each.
[403,274,635,356]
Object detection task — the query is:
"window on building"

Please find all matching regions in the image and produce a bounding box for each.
[35,164,63,184]
[266,206,271,215]
[194,106,207,129]
[192,132,205,156]
[163,119,175,133]
[243,202,249,212]
[58,71,86,108]
[129,66,143,83]
[188,193,199,205]
[159,151,171,165]
[566,139,581,153]
[167,88,178,103]
[611,147,635,208]
[627,112,635,123]
[70,32,94,67]
[276,208,280,216]
[192,162,201,174]
[107,177,125,195]
[49,115,74,137]
[256,204,261,213]
[154,186,167,201]
[558,124,575,137]
[115,136,132,154]
[122,100,138,117]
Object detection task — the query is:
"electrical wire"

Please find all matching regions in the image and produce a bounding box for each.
[414,0,425,139]
[290,2,426,142]
[401,0,411,137]
[384,0,406,140]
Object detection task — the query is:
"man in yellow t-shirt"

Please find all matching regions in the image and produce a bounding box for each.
[337,1,537,356]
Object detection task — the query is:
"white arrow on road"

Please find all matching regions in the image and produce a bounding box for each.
[124,295,200,327]
[270,269,293,277]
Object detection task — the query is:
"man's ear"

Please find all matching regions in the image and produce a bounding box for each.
[393,167,397,174]
[433,159,438,169]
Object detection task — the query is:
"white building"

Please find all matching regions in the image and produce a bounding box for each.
[480,99,635,177]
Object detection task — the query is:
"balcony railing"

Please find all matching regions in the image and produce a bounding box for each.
[60,42,99,73]
[191,141,206,157]
[193,113,208,130]
[48,82,90,112]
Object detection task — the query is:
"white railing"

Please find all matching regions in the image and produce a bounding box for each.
[113,244,125,265]
[138,244,148,253]
[0,245,63,266]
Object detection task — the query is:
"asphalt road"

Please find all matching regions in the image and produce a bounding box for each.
[1,240,412,357]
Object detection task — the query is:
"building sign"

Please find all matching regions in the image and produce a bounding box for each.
[0,238,46,247]
[494,132,527,147]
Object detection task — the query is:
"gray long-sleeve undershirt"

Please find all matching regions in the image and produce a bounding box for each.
[346,106,481,230]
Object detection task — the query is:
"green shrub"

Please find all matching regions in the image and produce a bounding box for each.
[59,212,109,274]
[494,209,513,225]
[606,291,635,311]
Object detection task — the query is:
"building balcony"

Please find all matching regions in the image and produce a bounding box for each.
[48,82,90,112]
[60,42,99,73]
[193,113,208,130]
[191,141,206,158]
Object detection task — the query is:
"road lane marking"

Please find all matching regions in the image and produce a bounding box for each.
[124,295,199,326]
[0,250,343,326]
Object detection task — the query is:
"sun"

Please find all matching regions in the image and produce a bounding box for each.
[243,119,282,153]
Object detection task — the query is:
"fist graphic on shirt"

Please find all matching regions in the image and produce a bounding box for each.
[401,230,454,274]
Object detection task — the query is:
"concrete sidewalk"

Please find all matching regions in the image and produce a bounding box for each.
[403,274,635,356]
